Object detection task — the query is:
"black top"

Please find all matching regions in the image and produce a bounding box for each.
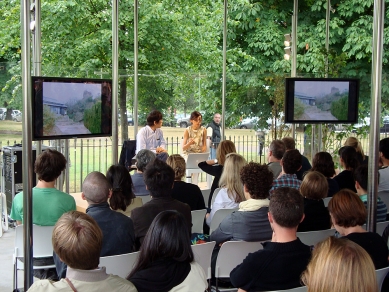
[345,232,388,269]
[198,161,223,207]
[298,198,331,232]
[230,238,311,291]
[171,181,206,211]
[327,178,340,197]
[333,170,357,192]
[86,202,135,255]
[296,155,312,180]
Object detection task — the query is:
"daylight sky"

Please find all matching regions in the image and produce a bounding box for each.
[42,81,102,102]
[295,81,349,97]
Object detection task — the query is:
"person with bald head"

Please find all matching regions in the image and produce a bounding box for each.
[54,171,135,279]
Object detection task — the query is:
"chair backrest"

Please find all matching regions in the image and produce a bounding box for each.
[139,195,151,205]
[322,197,331,207]
[14,225,55,258]
[100,251,140,278]
[191,209,207,234]
[266,286,307,292]
[376,221,389,236]
[191,241,216,280]
[201,189,211,207]
[210,187,221,207]
[378,191,389,214]
[209,208,237,234]
[215,241,263,278]
[118,140,137,171]
[376,266,389,291]
[296,228,335,246]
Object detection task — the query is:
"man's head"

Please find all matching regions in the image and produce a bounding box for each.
[34,149,67,182]
[281,137,296,150]
[82,171,111,204]
[146,110,163,127]
[269,187,304,228]
[281,149,302,174]
[268,140,286,161]
[379,138,389,162]
[213,113,221,124]
[136,149,156,172]
[53,211,102,270]
[143,159,174,197]
[240,162,273,199]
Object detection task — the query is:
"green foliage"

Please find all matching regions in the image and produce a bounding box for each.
[83,102,101,134]
[43,105,56,135]
[294,98,305,119]
[330,95,348,120]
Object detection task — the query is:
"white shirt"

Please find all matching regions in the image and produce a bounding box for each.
[136,125,166,154]
[206,187,239,225]
[378,167,389,192]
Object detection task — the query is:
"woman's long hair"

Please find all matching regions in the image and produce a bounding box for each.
[216,140,237,165]
[127,210,193,279]
[219,153,246,203]
[106,164,135,211]
[338,146,360,170]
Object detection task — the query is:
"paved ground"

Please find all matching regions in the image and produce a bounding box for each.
[0,226,21,291]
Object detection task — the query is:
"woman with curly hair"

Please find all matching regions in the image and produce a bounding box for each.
[311,151,339,197]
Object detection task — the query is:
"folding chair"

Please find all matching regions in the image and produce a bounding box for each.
[265,286,307,292]
[322,197,331,207]
[0,192,8,237]
[191,209,207,234]
[201,189,211,208]
[191,241,216,289]
[376,221,389,236]
[376,266,389,291]
[213,241,263,291]
[100,251,140,278]
[209,208,238,234]
[296,228,335,246]
[13,225,56,290]
[139,195,151,205]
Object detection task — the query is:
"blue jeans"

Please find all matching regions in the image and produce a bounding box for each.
[210,147,216,160]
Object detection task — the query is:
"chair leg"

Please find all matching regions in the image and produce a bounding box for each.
[13,262,17,291]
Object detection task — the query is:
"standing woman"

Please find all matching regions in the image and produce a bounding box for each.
[127,210,207,292]
[182,111,207,156]
[206,153,247,225]
[198,140,237,207]
[106,165,142,217]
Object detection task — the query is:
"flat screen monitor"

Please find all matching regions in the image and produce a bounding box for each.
[285,78,359,124]
[32,76,112,140]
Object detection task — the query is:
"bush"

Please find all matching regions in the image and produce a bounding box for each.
[83,102,102,133]
[330,94,348,120]
[294,98,305,119]
[43,105,56,134]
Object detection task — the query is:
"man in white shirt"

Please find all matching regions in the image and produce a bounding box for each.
[136,110,169,161]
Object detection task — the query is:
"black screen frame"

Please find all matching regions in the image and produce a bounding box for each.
[32,76,112,141]
[285,77,359,124]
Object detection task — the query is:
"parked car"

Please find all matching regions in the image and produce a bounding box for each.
[12,111,22,122]
[0,108,6,120]
[177,116,190,128]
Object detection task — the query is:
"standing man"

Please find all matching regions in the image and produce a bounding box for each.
[207,113,222,159]
[136,110,169,162]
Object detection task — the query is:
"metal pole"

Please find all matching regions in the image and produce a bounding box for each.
[367,0,385,232]
[112,0,119,163]
[21,0,34,289]
[64,139,69,193]
[291,0,298,139]
[134,0,139,137]
[221,0,227,140]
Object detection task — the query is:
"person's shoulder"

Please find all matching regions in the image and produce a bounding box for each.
[106,275,138,291]
[28,279,68,291]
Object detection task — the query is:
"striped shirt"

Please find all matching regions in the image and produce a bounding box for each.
[359,194,387,222]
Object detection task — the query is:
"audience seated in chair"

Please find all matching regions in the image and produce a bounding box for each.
[131,149,155,196]
[297,171,331,232]
[328,189,388,269]
[230,187,311,292]
[282,137,312,180]
[311,152,339,197]
[206,153,247,226]
[166,154,206,211]
[379,137,389,192]
[301,236,378,292]
[127,210,207,292]
[28,211,137,292]
[354,164,387,222]
[270,149,302,194]
[198,140,237,207]
[333,146,359,192]
[267,139,286,179]
[54,171,135,278]
[344,136,369,165]
[131,159,192,250]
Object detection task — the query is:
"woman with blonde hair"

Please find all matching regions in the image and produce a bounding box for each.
[205,153,247,225]
[198,140,237,207]
[344,136,368,165]
[166,154,206,211]
[301,236,378,292]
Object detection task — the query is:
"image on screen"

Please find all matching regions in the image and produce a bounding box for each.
[33,77,112,140]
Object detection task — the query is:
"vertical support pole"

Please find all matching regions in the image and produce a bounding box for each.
[291,0,298,139]
[134,0,139,137]
[112,0,119,163]
[221,0,227,141]
[367,0,385,232]
[21,0,34,289]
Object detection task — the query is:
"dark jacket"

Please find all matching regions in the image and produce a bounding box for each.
[297,198,331,232]
[296,155,311,180]
[86,202,135,256]
[171,181,206,211]
[131,196,192,250]
[333,170,357,192]
[207,121,221,146]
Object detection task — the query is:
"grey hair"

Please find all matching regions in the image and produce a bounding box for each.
[136,149,156,172]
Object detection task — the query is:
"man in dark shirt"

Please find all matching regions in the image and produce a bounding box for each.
[230,187,311,291]
[282,137,312,180]
[131,159,192,250]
